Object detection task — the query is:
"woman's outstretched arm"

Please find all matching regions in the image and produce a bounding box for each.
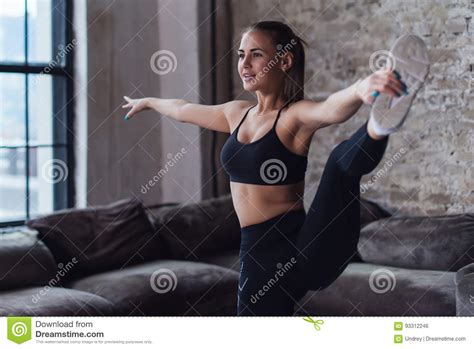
[122,97,244,133]
[291,67,407,131]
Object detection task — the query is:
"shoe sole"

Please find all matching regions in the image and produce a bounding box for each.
[370,34,430,133]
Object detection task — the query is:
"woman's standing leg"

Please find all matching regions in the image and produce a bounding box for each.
[292,120,389,292]
[236,209,306,316]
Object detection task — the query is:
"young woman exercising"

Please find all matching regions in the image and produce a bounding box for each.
[122,21,429,316]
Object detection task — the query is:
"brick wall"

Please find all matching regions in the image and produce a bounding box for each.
[230,0,473,215]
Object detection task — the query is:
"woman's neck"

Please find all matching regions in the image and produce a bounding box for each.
[254,91,288,115]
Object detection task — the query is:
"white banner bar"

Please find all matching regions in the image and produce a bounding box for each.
[1,316,473,348]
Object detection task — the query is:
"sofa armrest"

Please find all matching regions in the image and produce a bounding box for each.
[454,262,474,316]
[358,213,474,272]
[0,226,57,290]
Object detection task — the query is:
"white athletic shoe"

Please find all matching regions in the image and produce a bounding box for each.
[369,34,430,136]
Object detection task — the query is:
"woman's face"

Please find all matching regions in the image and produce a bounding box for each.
[237,30,287,93]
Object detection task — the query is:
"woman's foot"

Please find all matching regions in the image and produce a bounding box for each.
[367,119,387,140]
[369,34,430,136]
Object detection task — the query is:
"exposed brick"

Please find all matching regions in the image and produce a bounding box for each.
[231,0,472,214]
[446,18,467,34]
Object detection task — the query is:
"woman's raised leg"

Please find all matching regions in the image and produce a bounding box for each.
[291,120,389,292]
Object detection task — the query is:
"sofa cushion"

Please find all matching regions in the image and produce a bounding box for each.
[67,259,239,316]
[0,287,115,316]
[359,197,392,227]
[26,198,162,280]
[358,213,474,271]
[200,249,240,274]
[454,262,474,316]
[152,194,241,260]
[295,262,456,316]
[0,226,57,291]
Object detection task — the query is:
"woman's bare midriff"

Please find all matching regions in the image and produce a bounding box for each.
[230,180,305,228]
[227,101,315,229]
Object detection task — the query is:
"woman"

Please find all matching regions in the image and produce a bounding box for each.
[122,21,428,316]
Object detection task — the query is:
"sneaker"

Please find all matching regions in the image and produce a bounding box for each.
[369,34,430,135]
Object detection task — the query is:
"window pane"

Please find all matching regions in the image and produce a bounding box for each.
[0,73,26,147]
[27,0,52,63]
[0,147,26,221]
[28,74,52,145]
[29,146,67,216]
[0,0,25,63]
[28,74,68,145]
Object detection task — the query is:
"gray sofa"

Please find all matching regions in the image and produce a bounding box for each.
[0,194,472,316]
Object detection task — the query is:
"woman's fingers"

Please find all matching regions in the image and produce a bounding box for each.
[358,68,409,106]
[373,74,406,97]
[124,108,136,120]
[122,97,132,108]
[366,91,379,105]
[374,82,401,98]
[386,75,406,96]
[378,69,407,96]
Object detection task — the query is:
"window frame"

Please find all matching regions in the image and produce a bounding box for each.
[0,0,74,227]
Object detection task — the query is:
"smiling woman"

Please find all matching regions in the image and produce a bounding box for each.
[240,37,297,85]
[121,20,429,316]
[237,21,307,104]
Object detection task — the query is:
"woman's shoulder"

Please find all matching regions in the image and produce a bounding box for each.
[286,98,324,112]
[225,100,256,118]
[232,100,256,109]
[284,98,327,127]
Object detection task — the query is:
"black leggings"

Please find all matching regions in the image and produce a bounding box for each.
[237,121,389,316]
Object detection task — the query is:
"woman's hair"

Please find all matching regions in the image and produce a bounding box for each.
[241,21,308,104]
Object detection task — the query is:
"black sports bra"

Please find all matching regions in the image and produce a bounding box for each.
[220,102,308,185]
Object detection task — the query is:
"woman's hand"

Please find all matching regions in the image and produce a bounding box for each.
[122,96,151,120]
[354,67,408,105]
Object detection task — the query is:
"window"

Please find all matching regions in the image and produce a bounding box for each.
[0,0,73,226]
